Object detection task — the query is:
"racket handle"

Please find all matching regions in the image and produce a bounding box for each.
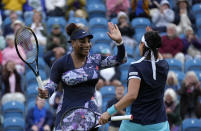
[110,115,133,121]
[36,76,44,89]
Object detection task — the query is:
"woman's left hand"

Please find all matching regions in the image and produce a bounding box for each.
[98,112,111,125]
[107,22,122,43]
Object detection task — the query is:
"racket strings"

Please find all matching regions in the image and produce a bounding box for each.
[16,28,37,63]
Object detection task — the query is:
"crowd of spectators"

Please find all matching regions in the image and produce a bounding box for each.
[0,0,201,131]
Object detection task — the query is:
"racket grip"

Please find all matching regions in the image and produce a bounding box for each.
[110,115,133,121]
[36,76,44,89]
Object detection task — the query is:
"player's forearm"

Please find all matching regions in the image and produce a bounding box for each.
[116,43,127,64]
[114,94,135,112]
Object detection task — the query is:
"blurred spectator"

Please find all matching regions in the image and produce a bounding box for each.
[151,0,175,33]
[129,0,150,21]
[11,20,25,34]
[74,9,88,19]
[49,91,63,110]
[23,0,46,14]
[1,60,25,105]
[45,0,65,16]
[2,34,26,73]
[181,26,201,58]
[107,85,125,131]
[106,0,130,19]
[1,61,23,94]
[98,48,122,87]
[30,10,47,46]
[117,11,134,38]
[173,0,195,35]
[94,86,103,112]
[164,88,181,131]
[44,47,66,67]
[26,96,54,131]
[2,0,26,16]
[3,11,18,37]
[65,0,87,20]
[0,30,6,50]
[165,71,179,91]
[44,24,67,67]
[159,23,183,58]
[46,24,67,51]
[177,71,201,120]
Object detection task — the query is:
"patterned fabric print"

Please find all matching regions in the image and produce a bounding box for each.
[44,80,58,96]
[61,55,100,86]
[61,99,100,131]
[61,108,96,131]
[84,99,101,127]
[100,56,119,68]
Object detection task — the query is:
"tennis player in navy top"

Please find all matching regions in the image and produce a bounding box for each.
[38,22,127,130]
[99,27,170,131]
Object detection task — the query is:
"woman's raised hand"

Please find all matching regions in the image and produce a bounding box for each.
[107,22,122,44]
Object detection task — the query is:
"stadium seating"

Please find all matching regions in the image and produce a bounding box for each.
[120,69,128,86]
[91,43,111,54]
[46,17,66,33]
[173,71,185,87]
[3,117,25,131]
[89,17,108,34]
[131,17,151,41]
[91,32,111,45]
[25,70,47,85]
[134,46,141,60]
[166,59,183,72]
[87,4,106,19]
[86,0,103,4]
[192,3,201,18]
[2,101,25,118]
[182,118,201,131]
[131,17,151,33]
[119,57,134,71]
[38,57,47,70]
[185,59,201,72]
[26,84,38,102]
[100,86,115,111]
[38,45,45,57]
[113,45,134,58]
[110,17,118,24]
[68,17,88,26]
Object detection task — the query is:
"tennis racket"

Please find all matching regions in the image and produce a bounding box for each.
[14,26,43,89]
[60,107,133,131]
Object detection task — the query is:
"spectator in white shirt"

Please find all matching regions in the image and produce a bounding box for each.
[151,0,175,33]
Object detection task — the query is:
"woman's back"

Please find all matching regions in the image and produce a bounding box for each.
[128,59,169,124]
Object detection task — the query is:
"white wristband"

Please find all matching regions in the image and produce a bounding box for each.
[116,40,123,46]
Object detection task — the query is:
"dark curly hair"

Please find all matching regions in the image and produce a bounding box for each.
[142,31,162,59]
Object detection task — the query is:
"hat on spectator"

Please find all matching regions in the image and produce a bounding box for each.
[5,34,15,40]
[160,0,170,6]
[12,20,24,28]
[117,11,129,21]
